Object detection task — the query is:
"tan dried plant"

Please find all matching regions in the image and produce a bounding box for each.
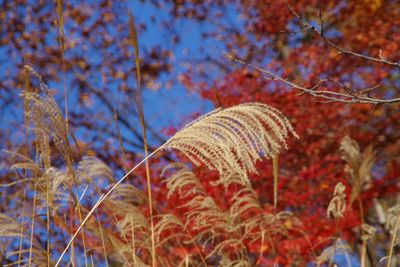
[165,102,298,186]
[0,213,21,238]
[327,182,347,219]
[340,136,377,267]
[50,157,115,210]
[162,164,246,263]
[183,195,231,239]
[153,214,185,247]
[17,68,115,265]
[340,136,375,205]
[25,246,53,267]
[56,102,298,265]
[85,215,147,267]
[106,183,148,211]
[386,204,400,238]
[162,163,204,198]
[4,234,51,267]
[11,156,114,214]
[385,203,400,267]
[162,163,295,265]
[100,182,155,265]
[105,187,149,239]
[21,91,69,169]
[360,224,376,267]
[229,187,260,218]
[23,92,70,171]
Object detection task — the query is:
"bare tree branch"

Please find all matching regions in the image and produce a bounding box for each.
[220,49,400,104]
[286,2,400,68]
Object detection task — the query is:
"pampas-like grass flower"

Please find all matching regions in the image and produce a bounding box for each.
[161,163,203,198]
[164,103,298,186]
[340,136,375,205]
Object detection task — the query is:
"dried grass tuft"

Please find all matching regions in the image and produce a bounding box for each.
[327,182,346,219]
[165,102,298,186]
[340,136,375,205]
[0,213,21,238]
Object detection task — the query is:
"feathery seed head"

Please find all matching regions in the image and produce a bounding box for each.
[164,103,298,186]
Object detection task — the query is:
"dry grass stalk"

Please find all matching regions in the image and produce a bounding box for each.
[128,10,156,267]
[385,204,400,267]
[272,154,279,209]
[28,170,38,267]
[95,212,109,267]
[360,224,376,267]
[113,108,128,172]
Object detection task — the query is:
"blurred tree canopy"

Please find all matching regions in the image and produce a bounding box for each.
[1,0,400,266]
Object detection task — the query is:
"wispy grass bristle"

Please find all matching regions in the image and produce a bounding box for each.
[165,102,298,186]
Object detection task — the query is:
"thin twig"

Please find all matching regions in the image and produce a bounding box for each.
[220,49,400,104]
[286,2,400,68]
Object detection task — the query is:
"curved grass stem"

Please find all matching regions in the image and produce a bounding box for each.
[386,212,400,267]
[54,144,167,267]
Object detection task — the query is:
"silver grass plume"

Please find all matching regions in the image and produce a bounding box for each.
[164,102,298,185]
[161,163,203,198]
[27,157,114,212]
[386,204,400,242]
[0,213,21,238]
[153,214,185,246]
[340,136,375,205]
[21,91,69,163]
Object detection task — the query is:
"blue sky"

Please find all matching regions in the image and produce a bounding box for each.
[128,1,216,132]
